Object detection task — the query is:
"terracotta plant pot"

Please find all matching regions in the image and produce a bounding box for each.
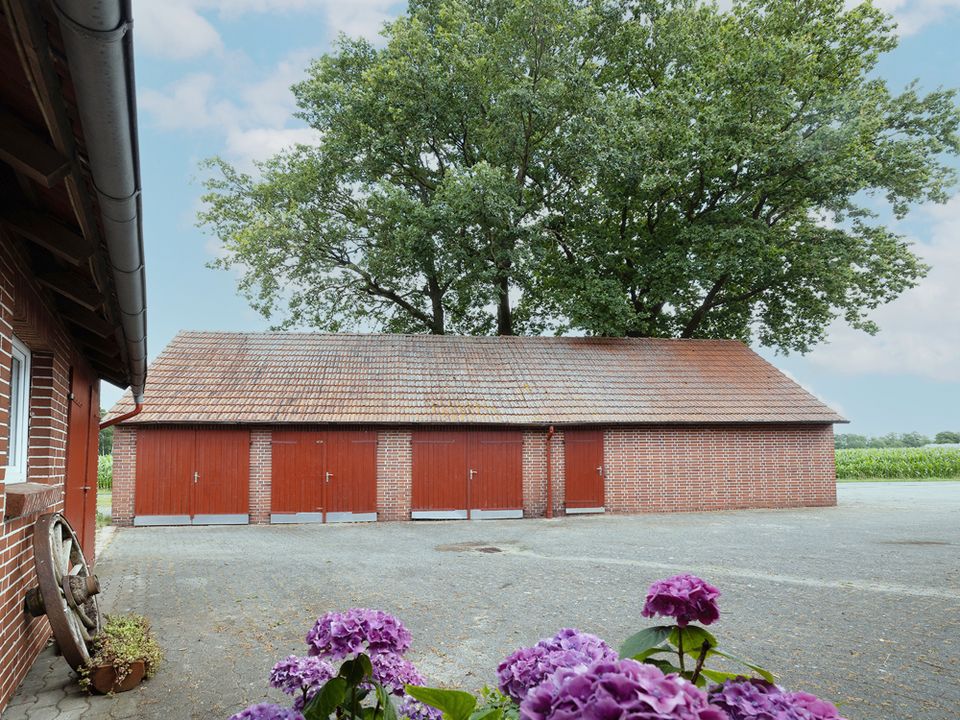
[90,660,146,694]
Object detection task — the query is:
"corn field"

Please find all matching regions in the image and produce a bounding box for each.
[835,447,960,479]
[98,454,113,490]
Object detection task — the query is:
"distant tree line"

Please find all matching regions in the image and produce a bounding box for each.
[835,431,960,449]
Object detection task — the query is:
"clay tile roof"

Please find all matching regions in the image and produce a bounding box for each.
[106,331,845,426]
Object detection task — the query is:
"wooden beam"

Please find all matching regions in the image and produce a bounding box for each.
[37,271,103,311]
[60,305,115,339]
[1,207,92,265]
[0,111,70,188]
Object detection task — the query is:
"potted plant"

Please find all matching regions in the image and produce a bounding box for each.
[80,614,163,694]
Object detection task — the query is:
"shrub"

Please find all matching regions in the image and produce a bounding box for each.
[835,447,960,479]
[98,454,113,490]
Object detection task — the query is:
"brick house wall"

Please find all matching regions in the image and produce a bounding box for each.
[0,241,99,707]
[112,423,835,525]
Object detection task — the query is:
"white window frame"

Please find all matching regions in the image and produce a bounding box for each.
[6,336,31,484]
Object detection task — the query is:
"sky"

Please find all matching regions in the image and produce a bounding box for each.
[111,0,960,437]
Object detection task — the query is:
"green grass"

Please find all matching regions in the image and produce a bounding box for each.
[836,476,960,483]
[835,446,960,480]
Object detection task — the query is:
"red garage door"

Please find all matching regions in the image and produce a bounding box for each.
[134,427,250,526]
[271,429,377,523]
[564,429,605,513]
[411,429,523,519]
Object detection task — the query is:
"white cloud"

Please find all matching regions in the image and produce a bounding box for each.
[807,194,960,382]
[134,0,224,60]
[133,0,396,60]
[139,49,321,167]
[224,127,321,166]
[871,0,960,35]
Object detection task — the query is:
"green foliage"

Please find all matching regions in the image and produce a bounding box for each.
[934,431,960,444]
[620,622,771,688]
[405,686,479,720]
[98,454,113,490]
[80,614,163,691]
[199,0,958,349]
[835,447,960,478]
[304,654,400,720]
[98,409,113,455]
[835,431,932,449]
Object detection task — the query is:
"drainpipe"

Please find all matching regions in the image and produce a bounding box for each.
[99,402,142,430]
[53,0,147,404]
[545,425,555,518]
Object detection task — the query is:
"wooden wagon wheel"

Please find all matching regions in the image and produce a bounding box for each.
[23,513,102,671]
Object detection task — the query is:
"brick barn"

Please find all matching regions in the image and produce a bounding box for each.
[108,332,842,526]
[0,0,147,709]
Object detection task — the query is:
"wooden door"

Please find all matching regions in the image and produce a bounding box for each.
[193,429,250,522]
[134,427,249,524]
[411,430,468,518]
[135,427,194,523]
[468,430,523,514]
[324,430,377,518]
[64,366,99,561]
[564,429,605,512]
[271,430,325,517]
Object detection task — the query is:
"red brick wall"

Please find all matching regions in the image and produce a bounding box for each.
[249,428,271,524]
[0,239,98,709]
[603,425,837,513]
[114,423,836,526]
[111,427,136,526]
[376,430,412,521]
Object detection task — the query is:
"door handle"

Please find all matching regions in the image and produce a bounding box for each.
[81,486,91,492]
[597,465,604,477]
[325,472,332,483]
[468,469,477,479]
[193,471,199,484]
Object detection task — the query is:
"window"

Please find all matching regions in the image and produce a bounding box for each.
[6,336,30,483]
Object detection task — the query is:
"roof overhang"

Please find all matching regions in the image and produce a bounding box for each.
[0,0,146,399]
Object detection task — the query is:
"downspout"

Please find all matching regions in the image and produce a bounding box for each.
[53,0,147,404]
[545,425,555,519]
[99,402,142,431]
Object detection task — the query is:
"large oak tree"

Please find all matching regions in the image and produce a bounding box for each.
[199,0,959,350]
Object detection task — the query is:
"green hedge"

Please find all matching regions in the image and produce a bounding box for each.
[98,454,113,490]
[835,447,960,479]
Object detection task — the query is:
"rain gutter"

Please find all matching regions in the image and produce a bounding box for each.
[53,0,147,403]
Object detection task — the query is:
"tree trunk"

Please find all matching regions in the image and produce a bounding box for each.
[496,274,513,335]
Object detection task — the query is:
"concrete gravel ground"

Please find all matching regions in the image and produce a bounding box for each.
[3,481,959,720]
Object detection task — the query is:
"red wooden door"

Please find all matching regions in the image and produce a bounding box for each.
[411,430,468,515]
[134,427,249,524]
[193,429,250,520]
[564,429,605,511]
[65,366,99,561]
[271,430,324,515]
[135,428,194,521]
[468,430,523,511]
[325,430,377,516]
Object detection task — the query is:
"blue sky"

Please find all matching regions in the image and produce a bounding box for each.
[115,0,960,437]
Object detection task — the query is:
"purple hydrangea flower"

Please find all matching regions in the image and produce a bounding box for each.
[520,658,727,720]
[398,696,444,720]
[228,703,304,720]
[642,574,721,627]
[306,608,412,659]
[269,655,335,696]
[497,628,618,703]
[708,678,847,720]
[371,651,426,695]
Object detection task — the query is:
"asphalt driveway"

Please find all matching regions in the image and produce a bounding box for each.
[4,482,959,720]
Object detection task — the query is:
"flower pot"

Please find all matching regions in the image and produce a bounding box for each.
[90,660,146,694]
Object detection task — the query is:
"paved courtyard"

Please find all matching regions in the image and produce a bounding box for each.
[3,482,959,720]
